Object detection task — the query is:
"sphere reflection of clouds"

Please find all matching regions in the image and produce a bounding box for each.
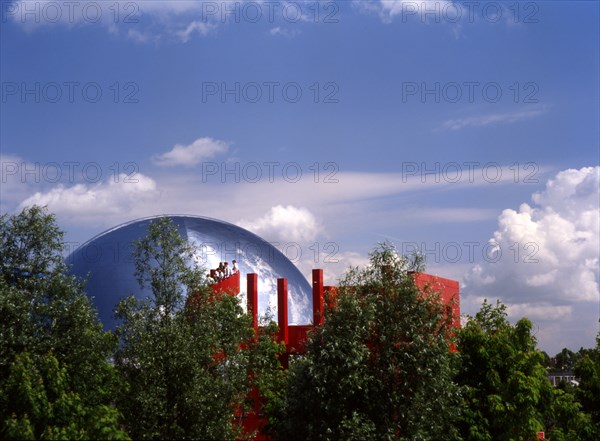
[66,215,312,329]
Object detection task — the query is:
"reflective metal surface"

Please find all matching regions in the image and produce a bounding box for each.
[66,215,312,329]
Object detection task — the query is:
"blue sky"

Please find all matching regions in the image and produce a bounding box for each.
[1,0,599,354]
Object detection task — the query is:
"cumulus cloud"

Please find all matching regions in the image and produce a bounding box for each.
[236,205,363,286]
[18,173,159,222]
[463,166,599,351]
[153,137,230,167]
[238,205,323,243]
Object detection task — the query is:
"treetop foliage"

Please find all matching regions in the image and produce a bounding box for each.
[275,242,461,441]
[0,205,66,282]
[114,216,284,441]
[1,208,598,440]
[0,206,125,440]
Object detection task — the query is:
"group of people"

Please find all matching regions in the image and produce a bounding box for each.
[206,260,239,285]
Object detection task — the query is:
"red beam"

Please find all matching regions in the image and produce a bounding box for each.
[247,273,258,336]
[277,278,290,369]
[312,269,324,326]
[277,278,289,345]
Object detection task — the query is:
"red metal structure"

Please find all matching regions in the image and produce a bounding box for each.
[210,269,241,297]
[412,272,461,329]
[203,268,460,440]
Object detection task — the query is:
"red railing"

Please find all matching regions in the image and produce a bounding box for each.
[210,271,241,297]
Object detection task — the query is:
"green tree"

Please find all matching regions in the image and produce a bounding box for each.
[0,206,125,439]
[115,217,282,440]
[573,332,600,436]
[455,300,555,441]
[2,352,128,440]
[543,386,594,441]
[540,340,598,441]
[552,348,578,373]
[276,243,461,441]
[0,205,64,281]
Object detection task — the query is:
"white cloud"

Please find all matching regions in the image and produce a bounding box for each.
[177,20,217,42]
[5,0,217,41]
[506,303,572,321]
[43,163,541,234]
[6,0,525,41]
[382,0,453,18]
[153,137,230,167]
[352,0,454,24]
[6,0,311,42]
[441,108,547,131]
[532,166,600,220]
[9,159,551,241]
[1,153,32,208]
[238,205,322,243]
[201,165,538,215]
[462,166,600,352]
[464,264,495,286]
[127,29,152,44]
[353,0,528,28]
[269,26,301,37]
[18,173,160,224]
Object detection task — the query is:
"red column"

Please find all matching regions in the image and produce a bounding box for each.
[312,269,324,326]
[247,273,258,336]
[277,278,289,345]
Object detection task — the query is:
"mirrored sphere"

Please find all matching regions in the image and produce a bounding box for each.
[66,215,312,329]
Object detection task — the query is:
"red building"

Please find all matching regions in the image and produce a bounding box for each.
[199,268,460,439]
